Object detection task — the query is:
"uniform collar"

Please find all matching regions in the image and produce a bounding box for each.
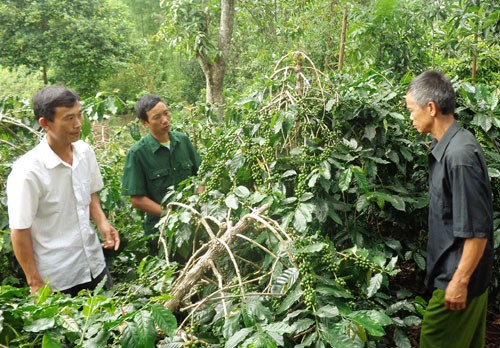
[430,121,460,162]
[145,131,178,153]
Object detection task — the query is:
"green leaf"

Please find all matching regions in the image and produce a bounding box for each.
[35,284,52,304]
[338,168,352,192]
[229,150,245,175]
[295,332,317,348]
[366,273,383,298]
[83,330,111,348]
[326,99,336,111]
[121,320,141,348]
[389,112,405,120]
[225,194,239,209]
[355,194,369,212]
[348,314,385,338]
[235,185,251,198]
[223,311,241,340]
[472,113,492,132]
[301,242,325,253]
[384,239,402,251]
[403,315,421,326]
[352,166,369,193]
[386,300,416,315]
[277,285,302,314]
[151,304,177,337]
[275,267,299,290]
[293,209,307,232]
[263,322,293,335]
[367,156,389,164]
[371,192,406,211]
[414,253,426,270]
[394,327,411,348]
[225,327,253,348]
[348,310,392,338]
[42,331,61,348]
[399,146,413,162]
[363,124,377,141]
[247,298,273,323]
[24,317,55,332]
[315,305,340,318]
[59,315,80,333]
[316,285,353,299]
[121,310,156,348]
[300,192,314,202]
[320,323,361,348]
[81,112,92,139]
[291,318,315,334]
[282,170,297,178]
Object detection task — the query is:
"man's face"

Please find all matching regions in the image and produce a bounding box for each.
[405,93,433,134]
[41,101,82,145]
[142,102,171,138]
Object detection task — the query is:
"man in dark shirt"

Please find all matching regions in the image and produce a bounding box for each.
[122,94,202,237]
[406,70,493,348]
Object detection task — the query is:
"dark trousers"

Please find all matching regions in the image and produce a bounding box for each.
[62,267,113,297]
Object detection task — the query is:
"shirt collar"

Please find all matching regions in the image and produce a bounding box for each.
[430,120,460,162]
[145,132,178,153]
[40,137,65,169]
[39,137,83,169]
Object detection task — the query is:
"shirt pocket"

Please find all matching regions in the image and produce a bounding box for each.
[147,168,172,197]
[38,193,61,218]
[429,182,451,223]
[178,161,193,176]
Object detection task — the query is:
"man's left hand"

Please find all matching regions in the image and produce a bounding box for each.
[445,279,468,311]
[99,223,120,251]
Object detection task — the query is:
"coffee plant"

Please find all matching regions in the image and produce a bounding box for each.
[0,52,498,347]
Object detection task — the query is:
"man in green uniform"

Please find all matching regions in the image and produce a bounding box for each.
[122,94,202,238]
[405,71,493,348]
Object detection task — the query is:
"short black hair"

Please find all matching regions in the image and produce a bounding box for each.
[135,94,164,122]
[32,85,80,121]
[406,70,456,115]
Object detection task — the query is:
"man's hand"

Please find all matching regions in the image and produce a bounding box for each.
[98,222,120,251]
[29,277,46,296]
[445,237,487,311]
[445,278,468,311]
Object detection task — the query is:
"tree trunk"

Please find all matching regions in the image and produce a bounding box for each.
[42,65,48,85]
[164,205,269,312]
[197,0,235,123]
[338,5,348,72]
[323,0,338,71]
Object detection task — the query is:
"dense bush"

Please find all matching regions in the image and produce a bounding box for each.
[0,62,498,346]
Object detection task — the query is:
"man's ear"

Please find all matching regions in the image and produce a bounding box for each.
[39,117,49,130]
[139,119,148,127]
[428,101,438,117]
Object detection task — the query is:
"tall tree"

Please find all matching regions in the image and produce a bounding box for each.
[159,0,235,122]
[0,0,133,96]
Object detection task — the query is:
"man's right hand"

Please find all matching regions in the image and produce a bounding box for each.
[29,277,46,295]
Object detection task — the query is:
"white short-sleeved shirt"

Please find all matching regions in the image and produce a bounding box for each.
[7,138,106,291]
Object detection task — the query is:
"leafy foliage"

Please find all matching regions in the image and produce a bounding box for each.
[0,0,134,96]
[0,1,499,347]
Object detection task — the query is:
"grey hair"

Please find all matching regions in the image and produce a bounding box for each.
[406,70,456,115]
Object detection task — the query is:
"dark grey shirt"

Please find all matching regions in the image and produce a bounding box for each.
[426,121,493,299]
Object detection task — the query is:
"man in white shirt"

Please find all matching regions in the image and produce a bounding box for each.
[7,85,120,296]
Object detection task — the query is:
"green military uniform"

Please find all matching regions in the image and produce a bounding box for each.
[122,131,201,234]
